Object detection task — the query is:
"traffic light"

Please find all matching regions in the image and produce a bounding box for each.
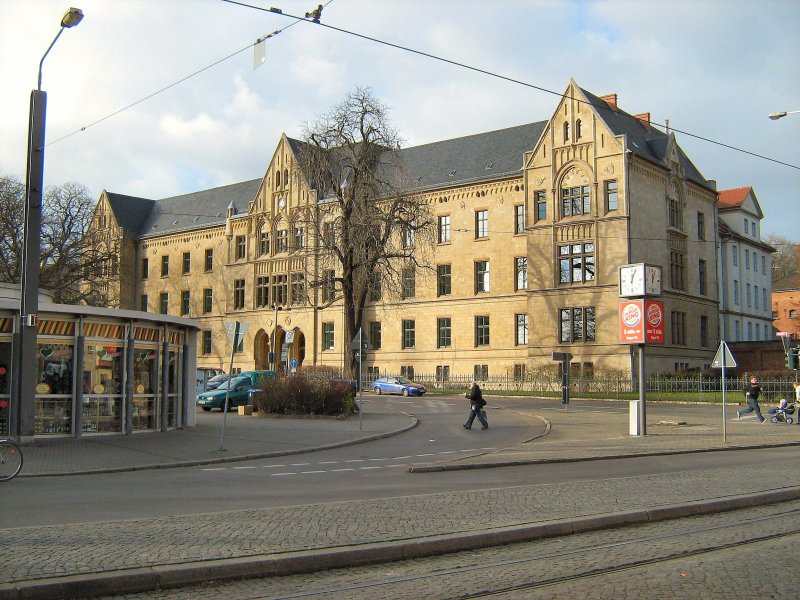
[787,347,799,371]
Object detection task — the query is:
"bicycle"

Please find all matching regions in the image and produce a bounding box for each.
[0,439,23,481]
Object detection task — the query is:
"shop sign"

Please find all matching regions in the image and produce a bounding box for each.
[93,383,105,394]
[35,383,51,394]
[619,300,665,344]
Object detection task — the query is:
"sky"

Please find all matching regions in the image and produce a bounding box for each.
[1,0,799,239]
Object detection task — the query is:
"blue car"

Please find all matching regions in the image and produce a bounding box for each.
[372,376,426,397]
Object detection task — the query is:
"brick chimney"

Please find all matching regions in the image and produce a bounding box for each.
[634,112,651,128]
[600,93,618,109]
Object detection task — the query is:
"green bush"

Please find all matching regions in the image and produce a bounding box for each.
[250,376,356,416]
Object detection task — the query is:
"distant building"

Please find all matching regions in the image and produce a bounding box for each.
[772,272,800,340]
[716,187,775,342]
[90,80,721,379]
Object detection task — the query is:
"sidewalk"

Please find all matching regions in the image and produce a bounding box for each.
[2,399,799,600]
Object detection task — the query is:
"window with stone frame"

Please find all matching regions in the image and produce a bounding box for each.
[438,215,451,243]
[256,276,269,308]
[402,267,415,299]
[233,279,245,310]
[322,270,336,304]
[161,255,169,277]
[667,181,684,230]
[202,331,212,354]
[400,366,415,380]
[276,229,288,253]
[322,323,334,351]
[605,180,618,211]
[473,364,488,381]
[369,271,381,302]
[559,307,596,343]
[258,229,270,256]
[561,185,590,217]
[273,274,288,305]
[140,294,148,312]
[516,313,528,345]
[235,235,246,260]
[182,252,191,274]
[670,250,686,291]
[141,258,149,280]
[514,204,525,234]
[475,260,490,293]
[475,315,490,347]
[700,315,709,348]
[290,273,305,305]
[203,288,213,313]
[437,264,452,297]
[437,317,452,348]
[515,256,528,291]
[513,363,526,381]
[535,190,547,221]
[368,321,382,350]
[293,226,305,251]
[699,259,707,296]
[180,290,190,316]
[559,243,595,285]
[204,248,213,272]
[159,292,169,314]
[671,311,687,345]
[402,320,415,349]
[696,212,705,240]
[475,210,488,239]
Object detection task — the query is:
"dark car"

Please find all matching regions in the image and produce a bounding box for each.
[372,376,426,397]
[196,370,276,411]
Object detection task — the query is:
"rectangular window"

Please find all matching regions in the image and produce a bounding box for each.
[751,221,757,236]
[735,320,741,341]
[475,260,490,293]
[700,315,709,347]
[437,264,452,297]
[747,321,753,340]
[762,288,767,310]
[402,267,415,299]
[436,365,450,383]
[400,366,415,380]
[180,290,190,316]
[561,185,590,217]
[733,280,740,305]
[475,315,490,346]
[234,279,245,310]
[437,317,452,348]
[438,215,451,243]
[475,210,488,238]
[256,276,269,308]
[516,314,528,345]
[670,311,687,345]
[202,331,212,354]
[513,364,526,381]
[559,243,595,284]
[761,255,766,275]
[259,230,270,256]
[140,294,148,312]
[743,218,749,233]
[369,321,382,350]
[535,190,546,221]
[754,286,760,309]
[746,283,752,307]
[322,222,335,247]
[559,307,596,343]
[159,292,169,315]
[203,288,213,314]
[473,364,488,382]
[402,320,415,349]
[605,180,618,211]
[141,258,149,280]
[161,255,169,277]
[322,323,334,351]
[669,250,686,291]
[514,204,525,234]
[745,249,750,269]
[182,252,191,274]
[276,230,288,253]
[273,274,288,305]
[696,212,705,240]
[322,270,335,304]
[293,226,305,251]
[290,272,305,305]
[732,245,738,266]
[402,223,415,249]
[204,249,213,272]
[515,257,528,291]
[699,259,707,296]
[668,198,682,230]
[369,272,381,302]
[236,235,246,260]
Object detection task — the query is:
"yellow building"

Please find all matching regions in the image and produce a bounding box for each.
[92,81,719,380]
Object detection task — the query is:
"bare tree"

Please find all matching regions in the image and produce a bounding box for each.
[0,175,114,305]
[296,88,435,376]
[766,234,799,283]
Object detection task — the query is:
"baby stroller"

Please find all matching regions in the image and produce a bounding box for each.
[770,402,795,424]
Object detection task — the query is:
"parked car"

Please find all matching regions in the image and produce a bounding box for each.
[204,373,230,391]
[196,370,276,411]
[372,376,426,397]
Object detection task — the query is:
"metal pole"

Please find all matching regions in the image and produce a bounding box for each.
[638,344,646,436]
[721,356,727,443]
[358,328,363,431]
[15,89,47,442]
[218,321,239,451]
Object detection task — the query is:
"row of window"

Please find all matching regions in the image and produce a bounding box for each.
[142,250,214,279]
[731,245,768,275]
[730,319,773,342]
[731,280,769,311]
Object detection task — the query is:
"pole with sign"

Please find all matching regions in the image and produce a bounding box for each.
[350,329,371,431]
[219,321,249,451]
[711,340,737,443]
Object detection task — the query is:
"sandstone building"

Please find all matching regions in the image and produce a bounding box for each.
[91,81,720,379]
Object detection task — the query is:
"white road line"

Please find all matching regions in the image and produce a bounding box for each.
[460,449,478,452]
[289,462,311,466]
[233,466,257,470]
[480,447,496,450]
[359,466,382,470]
[271,472,296,476]
[202,468,226,471]
[415,453,435,457]
[261,464,286,468]
[344,459,365,463]
[439,451,456,454]
[331,468,356,472]
[301,470,326,474]
[318,461,339,464]
[386,464,407,468]
[391,455,412,460]
[367,457,387,461]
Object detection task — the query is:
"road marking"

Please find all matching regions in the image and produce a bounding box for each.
[271,472,296,476]
[202,468,226,471]
[439,451,456,454]
[233,466,257,470]
[344,459,365,463]
[386,464,407,468]
[415,453,435,457]
[261,464,287,469]
[367,457,387,461]
[331,468,356,472]
[301,470,326,474]
[359,466,382,470]
[391,455,412,460]
[290,462,311,466]
[318,461,339,464]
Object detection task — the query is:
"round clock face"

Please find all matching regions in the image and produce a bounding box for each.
[620,265,644,297]
[278,197,285,210]
[645,266,662,295]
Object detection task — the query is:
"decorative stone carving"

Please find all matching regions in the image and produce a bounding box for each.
[604,163,614,175]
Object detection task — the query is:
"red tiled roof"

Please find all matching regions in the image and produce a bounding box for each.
[717,186,751,209]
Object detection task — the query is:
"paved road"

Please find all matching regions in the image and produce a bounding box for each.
[93,500,800,599]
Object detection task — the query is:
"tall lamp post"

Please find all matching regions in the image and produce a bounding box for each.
[13,7,84,441]
[272,304,282,372]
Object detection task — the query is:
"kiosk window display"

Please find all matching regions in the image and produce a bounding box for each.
[82,342,124,433]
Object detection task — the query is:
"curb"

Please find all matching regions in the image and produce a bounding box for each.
[409,439,800,473]
[2,485,799,600]
[20,415,419,478]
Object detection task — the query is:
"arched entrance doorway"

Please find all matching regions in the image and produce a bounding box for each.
[287,329,306,371]
[253,329,270,370]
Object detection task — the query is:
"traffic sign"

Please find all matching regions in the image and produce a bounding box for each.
[350,329,372,350]
[224,321,249,347]
[711,341,737,369]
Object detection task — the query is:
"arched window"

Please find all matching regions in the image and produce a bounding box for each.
[275,170,281,188]
[575,119,582,139]
[283,169,289,188]
[563,122,570,142]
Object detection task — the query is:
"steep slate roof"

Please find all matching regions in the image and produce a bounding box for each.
[105,193,155,236]
[137,178,262,238]
[581,88,712,190]
[718,186,752,209]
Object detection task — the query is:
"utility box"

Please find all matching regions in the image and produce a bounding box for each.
[629,400,642,435]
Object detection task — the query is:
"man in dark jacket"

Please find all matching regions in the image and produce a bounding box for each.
[737,375,765,423]
[463,381,488,430]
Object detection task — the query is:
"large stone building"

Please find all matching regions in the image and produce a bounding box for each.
[91,81,720,379]
[716,186,775,342]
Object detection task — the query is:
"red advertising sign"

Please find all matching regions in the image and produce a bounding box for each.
[620,300,665,344]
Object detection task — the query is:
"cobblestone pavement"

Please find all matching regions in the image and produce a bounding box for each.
[93,499,800,599]
[3,463,799,586]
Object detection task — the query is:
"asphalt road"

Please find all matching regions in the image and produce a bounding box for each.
[2,396,798,528]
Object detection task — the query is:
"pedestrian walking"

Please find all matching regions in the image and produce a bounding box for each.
[463,381,488,430]
[737,375,765,423]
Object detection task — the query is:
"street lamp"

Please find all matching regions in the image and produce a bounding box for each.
[272,304,282,372]
[14,7,84,441]
[768,110,800,120]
